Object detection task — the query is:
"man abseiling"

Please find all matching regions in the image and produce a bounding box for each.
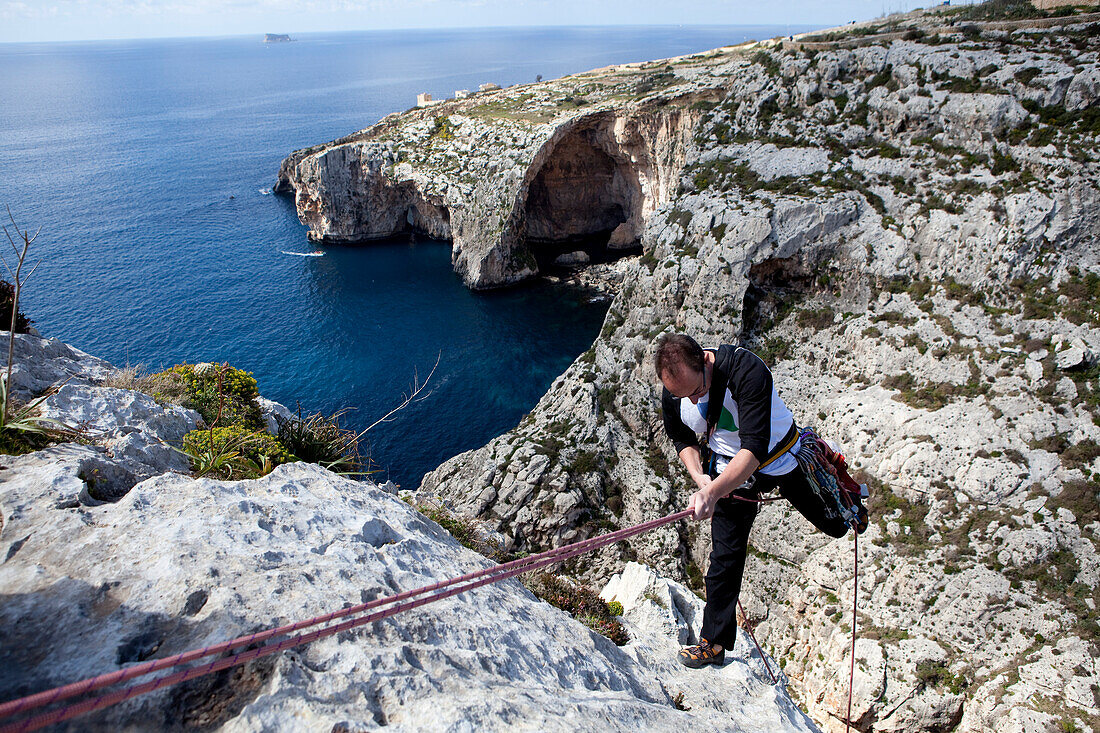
[656,333,861,668]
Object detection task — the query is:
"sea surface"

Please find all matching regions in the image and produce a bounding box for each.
[0,25,819,486]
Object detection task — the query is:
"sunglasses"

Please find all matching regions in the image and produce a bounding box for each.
[672,369,708,401]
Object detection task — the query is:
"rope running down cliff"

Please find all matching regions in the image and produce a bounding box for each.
[0,509,691,732]
[0,495,861,731]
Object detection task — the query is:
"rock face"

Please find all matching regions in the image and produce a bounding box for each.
[0,333,820,731]
[411,10,1100,733]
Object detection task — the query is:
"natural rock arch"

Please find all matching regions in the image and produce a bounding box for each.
[520,116,646,269]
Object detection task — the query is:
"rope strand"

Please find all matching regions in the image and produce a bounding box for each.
[846,529,859,733]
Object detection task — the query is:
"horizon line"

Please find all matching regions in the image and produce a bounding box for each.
[0,20,835,48]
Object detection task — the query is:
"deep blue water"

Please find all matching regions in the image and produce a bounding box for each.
[0,25,818,486]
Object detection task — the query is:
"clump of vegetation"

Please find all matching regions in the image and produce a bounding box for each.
[175,362,283,479]
[162,362,265,430]
[411,496,509,559]
[275,404,369,476]
[1011,270,1100,324]
[524,572,629,645]
[429,115,455,141]
[865,65,895,91]
[882,372,990,411]
[1061,439,1100,470]
[0,279,31,334]
[862,474,932,554]
[863,626,910,643]
[0,377,71,455]
[1050,480,1100,524]
[183,425,295,479]
[104,363,190,403]
[796,307,836,330]
[756,335,793,365]
[915,660,968,694]
[751,51,780,77]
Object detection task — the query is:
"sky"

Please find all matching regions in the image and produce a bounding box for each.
[0,0,948,44]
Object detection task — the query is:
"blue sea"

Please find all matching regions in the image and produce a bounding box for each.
[0,25,818,487]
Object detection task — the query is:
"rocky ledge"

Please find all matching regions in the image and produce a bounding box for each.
[0,333,818,731]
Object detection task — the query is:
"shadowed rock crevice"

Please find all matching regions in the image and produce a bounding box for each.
[77,455,139,505]
[740,256,817,340]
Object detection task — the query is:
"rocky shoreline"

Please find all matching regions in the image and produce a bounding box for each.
[275,5,1100,732]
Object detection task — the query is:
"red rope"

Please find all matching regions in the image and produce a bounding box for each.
[736,599,776,684]
[0,509,692,732]
[845,529,859,733]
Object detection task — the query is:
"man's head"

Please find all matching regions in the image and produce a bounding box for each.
[655,333,709,403]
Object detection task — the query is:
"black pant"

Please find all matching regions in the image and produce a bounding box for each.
[699,468,850,650]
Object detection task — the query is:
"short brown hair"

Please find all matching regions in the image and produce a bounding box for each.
[655,333,704,380]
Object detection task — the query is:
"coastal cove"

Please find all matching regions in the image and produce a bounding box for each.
[3,25,816,485]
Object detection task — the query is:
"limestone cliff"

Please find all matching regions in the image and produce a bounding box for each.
[276,55,728,288]
[394,7,1100,733]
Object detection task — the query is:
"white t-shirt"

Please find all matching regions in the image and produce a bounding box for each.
[675,381,799,477]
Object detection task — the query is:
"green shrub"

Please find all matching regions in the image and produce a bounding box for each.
[430,115,455,141]
[183,425,296,479]
[160,363,264,430]
[0,380,60,455]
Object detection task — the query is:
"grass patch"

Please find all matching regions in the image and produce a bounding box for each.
[882,372,990,411]
[523,572,630,644]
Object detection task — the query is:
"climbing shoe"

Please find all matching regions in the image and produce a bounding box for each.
[678,638,725,668]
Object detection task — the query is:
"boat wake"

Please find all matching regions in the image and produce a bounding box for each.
[281,250,324,257]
